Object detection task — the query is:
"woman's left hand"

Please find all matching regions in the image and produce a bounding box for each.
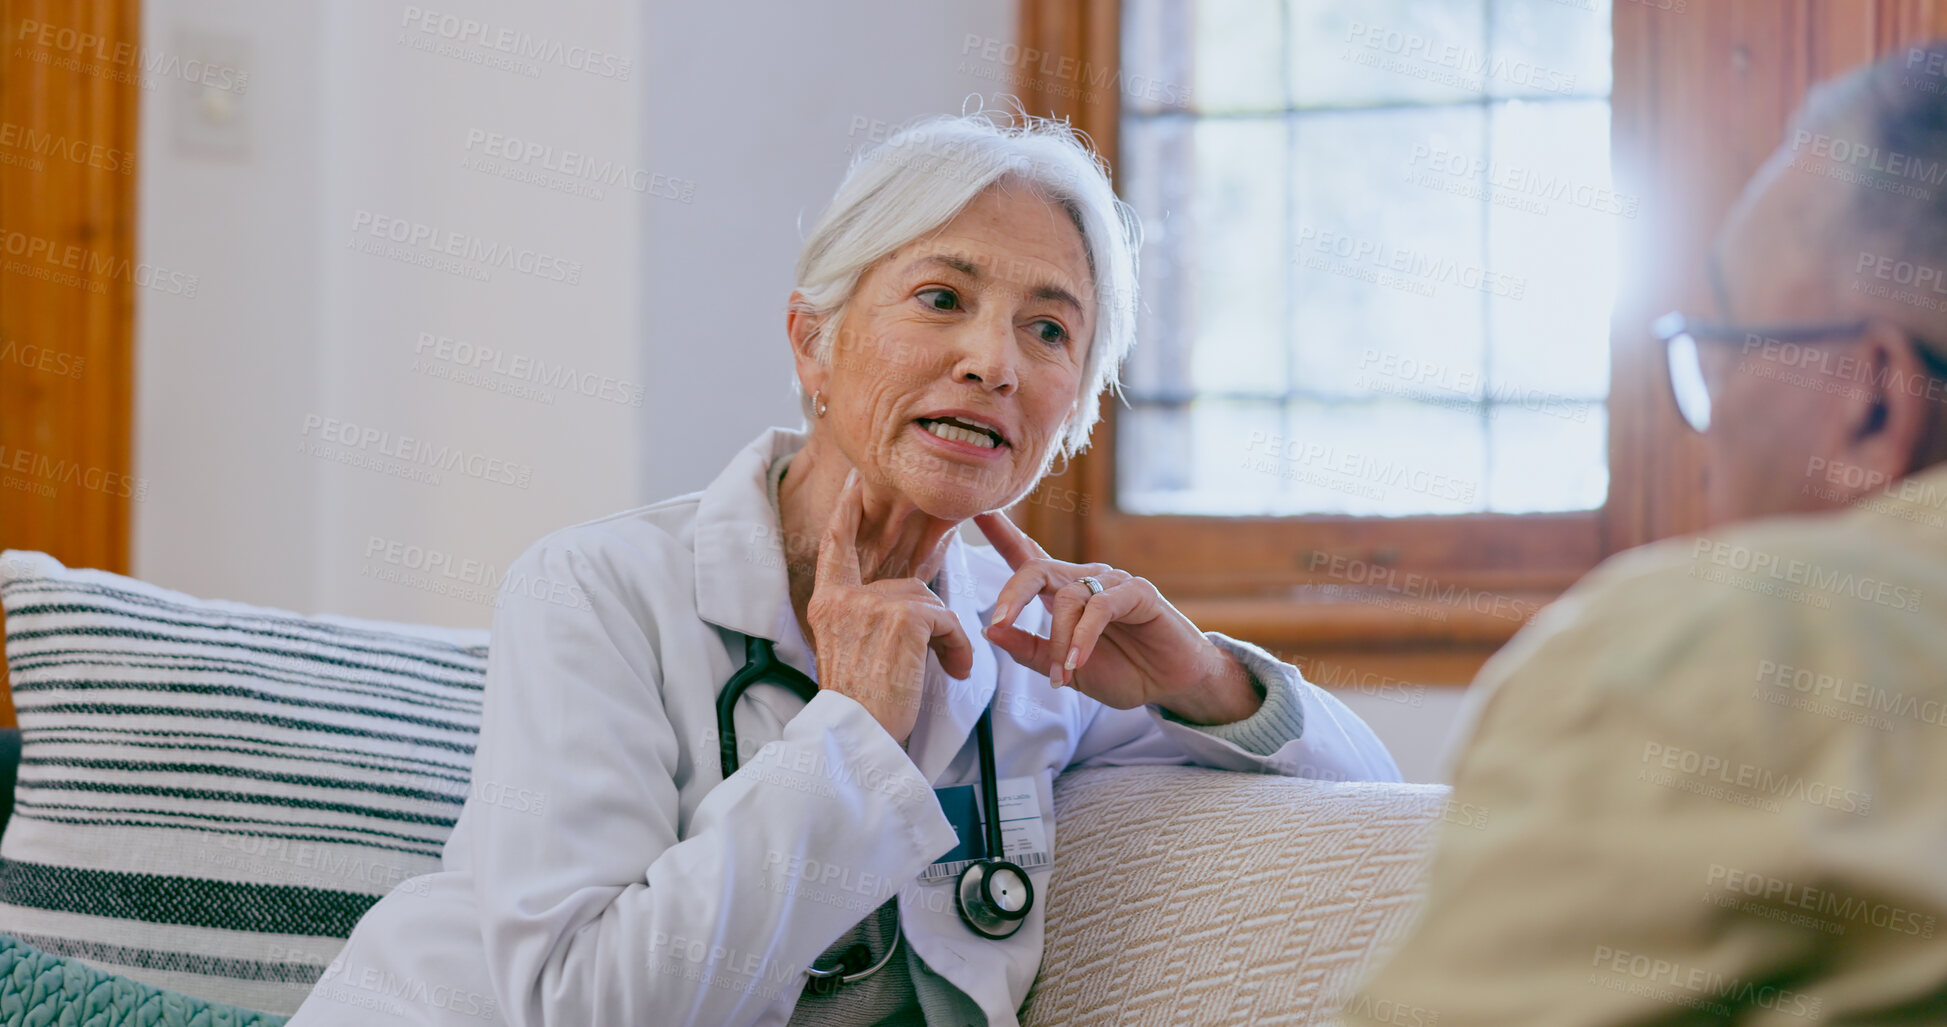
[973,512,1264,725]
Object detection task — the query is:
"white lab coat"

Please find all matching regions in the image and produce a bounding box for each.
[287,427,1399,1027]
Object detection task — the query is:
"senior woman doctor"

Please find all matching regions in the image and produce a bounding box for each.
[288,113,1398,1027]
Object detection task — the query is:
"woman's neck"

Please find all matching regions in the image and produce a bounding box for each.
[777,436,959,640]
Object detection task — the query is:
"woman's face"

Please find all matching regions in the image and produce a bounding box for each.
[798,182,1095,520]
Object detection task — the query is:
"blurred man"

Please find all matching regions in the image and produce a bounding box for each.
[1345,44,1947,1025]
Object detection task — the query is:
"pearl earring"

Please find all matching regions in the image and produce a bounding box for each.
[813,390,828,418]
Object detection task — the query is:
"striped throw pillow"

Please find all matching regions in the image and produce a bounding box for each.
[0,549,489,1016]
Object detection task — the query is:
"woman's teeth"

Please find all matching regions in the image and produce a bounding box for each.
[923,420,999,449]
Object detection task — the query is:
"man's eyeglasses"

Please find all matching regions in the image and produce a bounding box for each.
[1652,313,1874,433]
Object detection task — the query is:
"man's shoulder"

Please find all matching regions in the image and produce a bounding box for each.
[1569,506,1938,628]
[1462,507,1947,749]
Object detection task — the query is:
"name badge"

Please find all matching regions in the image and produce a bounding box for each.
[922,775,1051,880]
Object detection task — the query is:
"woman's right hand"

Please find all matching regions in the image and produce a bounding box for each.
[808,469,974,745]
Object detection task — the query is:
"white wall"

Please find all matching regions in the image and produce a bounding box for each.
[135,0,329,612]
[635,1,1017,502]
[136,0,1015,628]
[1332,688,1470,783]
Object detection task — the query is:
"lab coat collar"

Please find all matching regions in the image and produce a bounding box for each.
[693,428,1000,784]
[692,427,806,643]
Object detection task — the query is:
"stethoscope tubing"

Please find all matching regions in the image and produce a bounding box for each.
[715,633,1034,989]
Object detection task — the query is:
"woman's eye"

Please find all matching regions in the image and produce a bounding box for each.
[917,288,959,311]
[1033,320,1069,346]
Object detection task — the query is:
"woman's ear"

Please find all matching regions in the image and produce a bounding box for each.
[786,292,826,395]
[1839,322,1935,480]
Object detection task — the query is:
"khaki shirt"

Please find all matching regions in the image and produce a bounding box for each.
[1346,463,1947,1026]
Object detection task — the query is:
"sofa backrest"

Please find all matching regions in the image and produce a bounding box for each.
[1022,764,1448,1026]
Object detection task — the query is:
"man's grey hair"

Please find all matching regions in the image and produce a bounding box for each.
[791,109,1141,461]
[1793,41,1947,346]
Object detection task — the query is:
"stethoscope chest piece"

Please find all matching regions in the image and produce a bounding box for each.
[956,857,1034,939]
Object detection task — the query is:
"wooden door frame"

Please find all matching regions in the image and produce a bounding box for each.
[0,0,143,727]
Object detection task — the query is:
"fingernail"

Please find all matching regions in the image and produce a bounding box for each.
[844,468,858,488]
[1064,647,1079,671]
[991,603,1009,627]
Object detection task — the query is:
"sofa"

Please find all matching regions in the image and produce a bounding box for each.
[0,549,1449,1025]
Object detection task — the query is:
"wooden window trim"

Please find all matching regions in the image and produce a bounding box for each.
[1012,0,1947,682]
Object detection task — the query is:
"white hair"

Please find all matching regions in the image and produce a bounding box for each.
[792,108,1141,460]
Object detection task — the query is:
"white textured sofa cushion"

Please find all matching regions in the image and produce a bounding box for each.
[1022,765,1449,1026]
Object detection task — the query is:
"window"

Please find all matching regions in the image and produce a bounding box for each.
[1012,0,1946,683]
[1117,0,1617,517]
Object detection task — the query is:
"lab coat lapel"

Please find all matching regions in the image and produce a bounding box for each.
[902,533,998,788]
[693,430,1000,782]
[895,534,1021,1022]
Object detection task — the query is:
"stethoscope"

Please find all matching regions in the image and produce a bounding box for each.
[717,633,1035,993]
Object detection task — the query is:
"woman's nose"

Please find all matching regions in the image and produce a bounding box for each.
[953,318,1018,394]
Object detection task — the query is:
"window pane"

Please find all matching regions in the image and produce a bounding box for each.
[1119,115,1195,399]
[1290,0,1488,108]
[1488,0,1613,100]
[1117,401,1192,511]
[1120,399,1286,515]
[1122,116,1290,401]
[1486,403,1609,512]
[1292,105,1487,401]
[1486,99,1619,399]
[1194,0,1286,113]
[1123,0,1196,116]
[1279,400,1487,516]
[1120,0,1613,518]
[1190,118,1290,397]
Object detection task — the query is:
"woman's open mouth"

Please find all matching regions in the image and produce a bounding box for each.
[915,415,1009,455]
